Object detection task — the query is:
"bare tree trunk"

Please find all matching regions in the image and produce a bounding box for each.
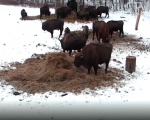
[105,0,106,6]
[111,0,114,11]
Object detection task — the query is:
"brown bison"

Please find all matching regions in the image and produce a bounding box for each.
[42,19,64,38]
[56,6,71,19]
[93,21,109,43]
[82,25,89,39]
[59,33,87,56]
[74,42,113,75]
[77,10,89,20]
[97,6,109,18]
[107,20,124,37]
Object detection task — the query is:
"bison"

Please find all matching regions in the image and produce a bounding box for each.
[64,27,71,35]
[77,10,89,20]
[42,19,64,38]
[67,0,77,12]
[21,9,27,20]
[83,6,97,19]
[107,20,124,37]
[97,6,109,18]
[56,6,71,19]
[82,25,89,39]
[93,21,110,43]
[59,33,87,56]
[74,42,113,75]
[40,5,51,19]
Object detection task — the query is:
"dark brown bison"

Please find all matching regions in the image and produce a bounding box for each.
[82,25,89,39]
[67,0,77,12]
[93,21,109,43]
[107,20,124,37]
[40,5,51,19]
[42,19,64,38]
[21,9,27,20]
[77,10,89,20]
[59,33,87,56]
[64,27,71,35]
[56,6,71,19]
[97,6,109,18]
[83,6,97,19]
[74,42,113,75]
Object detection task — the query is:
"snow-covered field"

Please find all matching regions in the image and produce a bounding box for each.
[0,5,150,120]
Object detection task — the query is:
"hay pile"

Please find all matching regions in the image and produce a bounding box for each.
[0,52,124,94]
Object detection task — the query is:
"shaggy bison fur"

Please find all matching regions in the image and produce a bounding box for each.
[74,42,113,75]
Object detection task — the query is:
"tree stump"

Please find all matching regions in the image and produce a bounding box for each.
[125,56,136,73]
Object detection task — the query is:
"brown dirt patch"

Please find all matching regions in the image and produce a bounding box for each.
[0,52,124,94]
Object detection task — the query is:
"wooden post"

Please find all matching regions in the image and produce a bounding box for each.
[135,7,142,30]
[125,56,136,73]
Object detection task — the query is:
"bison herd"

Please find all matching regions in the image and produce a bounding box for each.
[20,0,125,75]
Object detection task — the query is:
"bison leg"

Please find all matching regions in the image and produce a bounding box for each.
[96,32,99,41]
[93,65,98,75]
[59,30,63,38]
[93,30,95,40]
[69,50,72,56]
[88,65,92,74]
[50,31,53,38]
[105,62,109,74]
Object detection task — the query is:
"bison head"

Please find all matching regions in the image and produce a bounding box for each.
[74,52,84,67]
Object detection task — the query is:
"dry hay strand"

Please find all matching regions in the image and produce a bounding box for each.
[0,52,124,94]
[20,14,56,20]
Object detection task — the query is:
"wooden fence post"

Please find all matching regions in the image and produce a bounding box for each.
[135,7,142,30]
[125,56,136,73]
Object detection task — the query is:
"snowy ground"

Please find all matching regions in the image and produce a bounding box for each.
[0,5,150,120]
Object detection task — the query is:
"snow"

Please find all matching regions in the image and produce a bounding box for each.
[0,5,150,120]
